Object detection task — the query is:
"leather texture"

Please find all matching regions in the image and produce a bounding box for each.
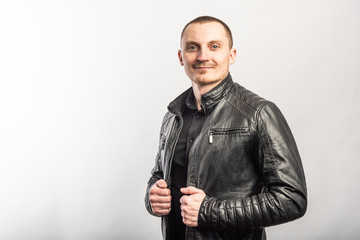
[145,75,307,240]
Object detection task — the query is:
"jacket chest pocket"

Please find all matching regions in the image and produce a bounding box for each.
[208,127,250,144]
[197,127,256,190]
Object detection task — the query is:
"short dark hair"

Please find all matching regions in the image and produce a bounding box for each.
[180,16,233,48]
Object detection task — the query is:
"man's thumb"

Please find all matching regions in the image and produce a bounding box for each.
[156,179,167,188]
[180,186,200,195]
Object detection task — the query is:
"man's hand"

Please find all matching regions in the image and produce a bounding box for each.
[180,186,206,227]
[149,179,171,216]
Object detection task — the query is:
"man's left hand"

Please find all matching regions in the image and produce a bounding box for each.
[180,186,206,227]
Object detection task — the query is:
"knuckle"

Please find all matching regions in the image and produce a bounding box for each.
[150,187,158,194]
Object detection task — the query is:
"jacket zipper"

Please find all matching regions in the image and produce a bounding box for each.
[165,115,183,186]
[209,131,214,144]
[209,128,250,144]
[163,115,183,240]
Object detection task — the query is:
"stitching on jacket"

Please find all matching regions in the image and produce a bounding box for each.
[271,196,281,223]
[216,200,220,228]
[224,97,256,126]
[256,102,277,171]
[250,199,254,228]
[240,198,246,227]
[232,202,237,230]
[224,202,228,229]
[161,113,174,127]
[229,87,259,111]
[263,194,271,225]
[283,198,293,221]
[216,196,279,209]
[256,195,265,227]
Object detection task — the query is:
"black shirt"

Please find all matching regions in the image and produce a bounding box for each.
[169,91,207,240]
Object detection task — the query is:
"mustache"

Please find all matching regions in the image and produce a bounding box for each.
[192,60,216,68]
[192,63,216,68]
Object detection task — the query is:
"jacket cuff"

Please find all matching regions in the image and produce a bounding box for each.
[198,195,214,229]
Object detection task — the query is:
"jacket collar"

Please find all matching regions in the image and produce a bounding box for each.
[168,73,233,115]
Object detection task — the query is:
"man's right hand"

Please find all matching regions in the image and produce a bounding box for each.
[149,179,172,216]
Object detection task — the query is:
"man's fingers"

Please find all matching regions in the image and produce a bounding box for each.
[151,202,171,209]
[150,180,170,196]
[179,187,206,228]
[156,179,168,189]
[150,194,172,203]
[154,208,171,215]
[150,187,172,216]
[179,195,187,204]
[149,180,172,215]
[150,187,171,196]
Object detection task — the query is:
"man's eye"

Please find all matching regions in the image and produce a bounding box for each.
[187,46,198,51]
[211,45,220,49]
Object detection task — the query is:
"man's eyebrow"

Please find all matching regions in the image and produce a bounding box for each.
[184,40,224,46]
[184,41,200,46]
[208,40,224,45]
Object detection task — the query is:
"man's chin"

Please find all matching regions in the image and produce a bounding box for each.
[193,76,220,86]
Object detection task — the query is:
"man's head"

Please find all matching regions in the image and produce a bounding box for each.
[178,16,236,86]
[181,16,233,49]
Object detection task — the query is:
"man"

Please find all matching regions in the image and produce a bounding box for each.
[145,16,307,240]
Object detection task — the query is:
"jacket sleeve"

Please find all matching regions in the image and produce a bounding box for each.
[144,114,168,217]
[198,102,307,230]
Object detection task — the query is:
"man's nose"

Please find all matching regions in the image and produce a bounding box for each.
[197,49,210,62]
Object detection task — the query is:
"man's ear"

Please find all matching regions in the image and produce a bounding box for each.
[229,48,237,65]
[178,50,184,66]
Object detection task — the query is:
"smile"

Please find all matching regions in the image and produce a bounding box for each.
[194,66,213,70]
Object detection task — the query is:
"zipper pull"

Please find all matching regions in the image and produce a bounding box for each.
[209,131,213,144]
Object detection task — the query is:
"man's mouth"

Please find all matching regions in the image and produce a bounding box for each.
[193,66,214,70]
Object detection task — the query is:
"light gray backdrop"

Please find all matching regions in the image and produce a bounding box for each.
[0,0,359,239]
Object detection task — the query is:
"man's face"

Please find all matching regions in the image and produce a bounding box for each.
[178,21,236,86]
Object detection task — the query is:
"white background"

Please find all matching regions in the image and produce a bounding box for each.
[0,0,359,239]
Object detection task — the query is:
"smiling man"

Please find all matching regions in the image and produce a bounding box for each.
[145,16,307,240]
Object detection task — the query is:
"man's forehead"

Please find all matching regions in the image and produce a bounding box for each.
[183,22,226,36]
[181,22,228,44]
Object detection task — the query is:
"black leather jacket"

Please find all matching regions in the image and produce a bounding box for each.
[145,74,307,240]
